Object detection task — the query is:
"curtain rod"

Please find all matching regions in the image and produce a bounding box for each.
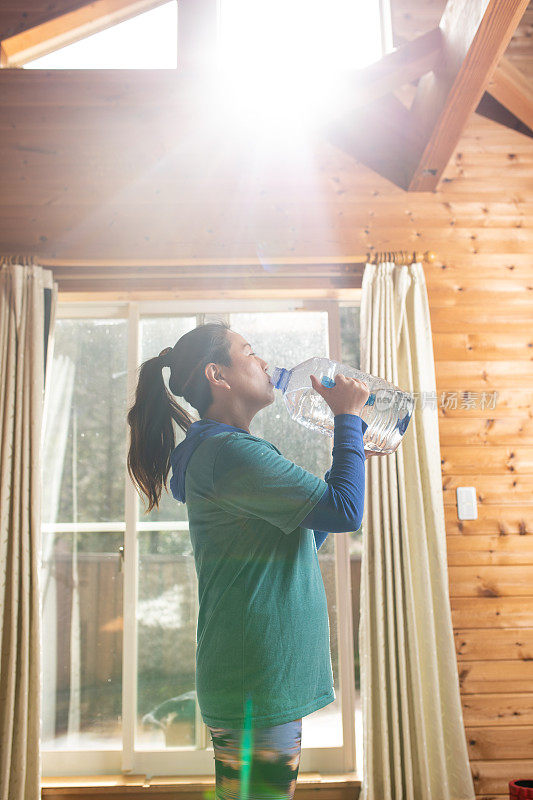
[366,250,436,265]
[1,252,437,268]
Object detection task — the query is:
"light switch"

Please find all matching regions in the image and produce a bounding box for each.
[456,487,477,520]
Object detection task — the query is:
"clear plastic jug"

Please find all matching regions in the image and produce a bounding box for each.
[270,357,414,454]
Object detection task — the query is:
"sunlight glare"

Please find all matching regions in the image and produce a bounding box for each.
[216,0,383,134]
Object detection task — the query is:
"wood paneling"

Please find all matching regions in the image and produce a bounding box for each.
[449,565,533,596]
[452,599,533,629]
[0,1,89,41]
[433,333,533,361]
[445,505,533,535]
[447,535,533,565]
[455,629,533,659]
[458,660,533,692]
[443,476,532,506]
[467,726,533,760]
[470,760,533,796]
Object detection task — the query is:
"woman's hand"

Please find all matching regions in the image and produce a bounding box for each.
[310,372,370,417]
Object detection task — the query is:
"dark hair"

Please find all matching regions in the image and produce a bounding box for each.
[126,321,232,512]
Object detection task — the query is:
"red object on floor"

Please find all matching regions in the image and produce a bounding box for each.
[510,780,533,799]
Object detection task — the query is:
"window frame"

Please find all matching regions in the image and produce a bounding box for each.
[41,296,362,779]
[9,0,393,69]
[3,0,173,68]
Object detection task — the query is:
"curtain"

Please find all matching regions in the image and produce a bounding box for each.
[0,258,58,800]
[358,260,475,800]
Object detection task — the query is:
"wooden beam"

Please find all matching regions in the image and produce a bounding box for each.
[332,26,444,114]
[0,0,170,66]
[475,91,533,139]
[325,92,426,191]
[486,55,533,133]
[406,0,530,191]
[309,28,444,189]
[44,261,367,299]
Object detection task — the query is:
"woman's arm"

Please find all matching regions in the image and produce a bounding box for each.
[301,414,367,540]
[312,446,386,548]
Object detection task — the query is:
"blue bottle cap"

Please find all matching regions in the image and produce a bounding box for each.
[321,376,336,388]
[270,367,290,392]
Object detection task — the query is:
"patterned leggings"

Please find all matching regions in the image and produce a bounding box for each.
[207,718,303,800]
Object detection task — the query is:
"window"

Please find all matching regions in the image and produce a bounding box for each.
[41,299,362,777]
[20,0,388,71]
[219,0,385,74]
[23,3,178,69]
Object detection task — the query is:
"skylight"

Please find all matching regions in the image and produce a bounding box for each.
[215,0,385,131]
[22,0,384,72]
[20,0,387,135]
[218,0,383,74]
[24,2,178,69]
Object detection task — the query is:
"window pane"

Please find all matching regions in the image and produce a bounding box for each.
[41,530,123,748]
[137,317,198,749]
[340,305,360,370]
[139,316,197,523]
[231,311,331,472]
[136,530,197,748]
[219,0,383,72]
[41,318,127,749]
[230,311,342,747]
[44,319,128,524]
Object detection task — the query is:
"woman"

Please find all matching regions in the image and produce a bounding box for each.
[127,321,376,800]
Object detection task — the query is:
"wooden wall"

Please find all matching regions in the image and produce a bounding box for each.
[0,0,90,40]
[1,2,532,798]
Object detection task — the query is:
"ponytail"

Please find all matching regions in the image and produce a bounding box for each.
[126,322,231,512]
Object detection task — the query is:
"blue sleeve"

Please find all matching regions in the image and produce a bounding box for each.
[299,414,368,549]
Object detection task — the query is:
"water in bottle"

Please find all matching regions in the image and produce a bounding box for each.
[269,356,414,454]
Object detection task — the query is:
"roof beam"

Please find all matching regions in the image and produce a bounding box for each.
[405,0,530,191]
[325,92,425,191]
[0,0,169,66]
[486,55,533,132]
[333,26,443,113]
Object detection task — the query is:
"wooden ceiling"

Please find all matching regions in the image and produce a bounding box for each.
[0,0,532,265]
[0,1,90,40]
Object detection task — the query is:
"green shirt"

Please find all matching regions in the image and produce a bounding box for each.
[185,430,334,729]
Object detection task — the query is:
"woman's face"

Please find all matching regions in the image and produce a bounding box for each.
[222,329,275,409]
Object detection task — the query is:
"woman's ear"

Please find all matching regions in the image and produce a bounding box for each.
[204,363,231,391]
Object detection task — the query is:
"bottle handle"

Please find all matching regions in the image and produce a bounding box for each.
[320,375,374,406]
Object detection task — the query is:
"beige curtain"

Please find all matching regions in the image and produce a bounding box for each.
[358,260,475,800]
[0,259,58,800]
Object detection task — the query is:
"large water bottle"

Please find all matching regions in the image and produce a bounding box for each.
[270,357,414,454]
